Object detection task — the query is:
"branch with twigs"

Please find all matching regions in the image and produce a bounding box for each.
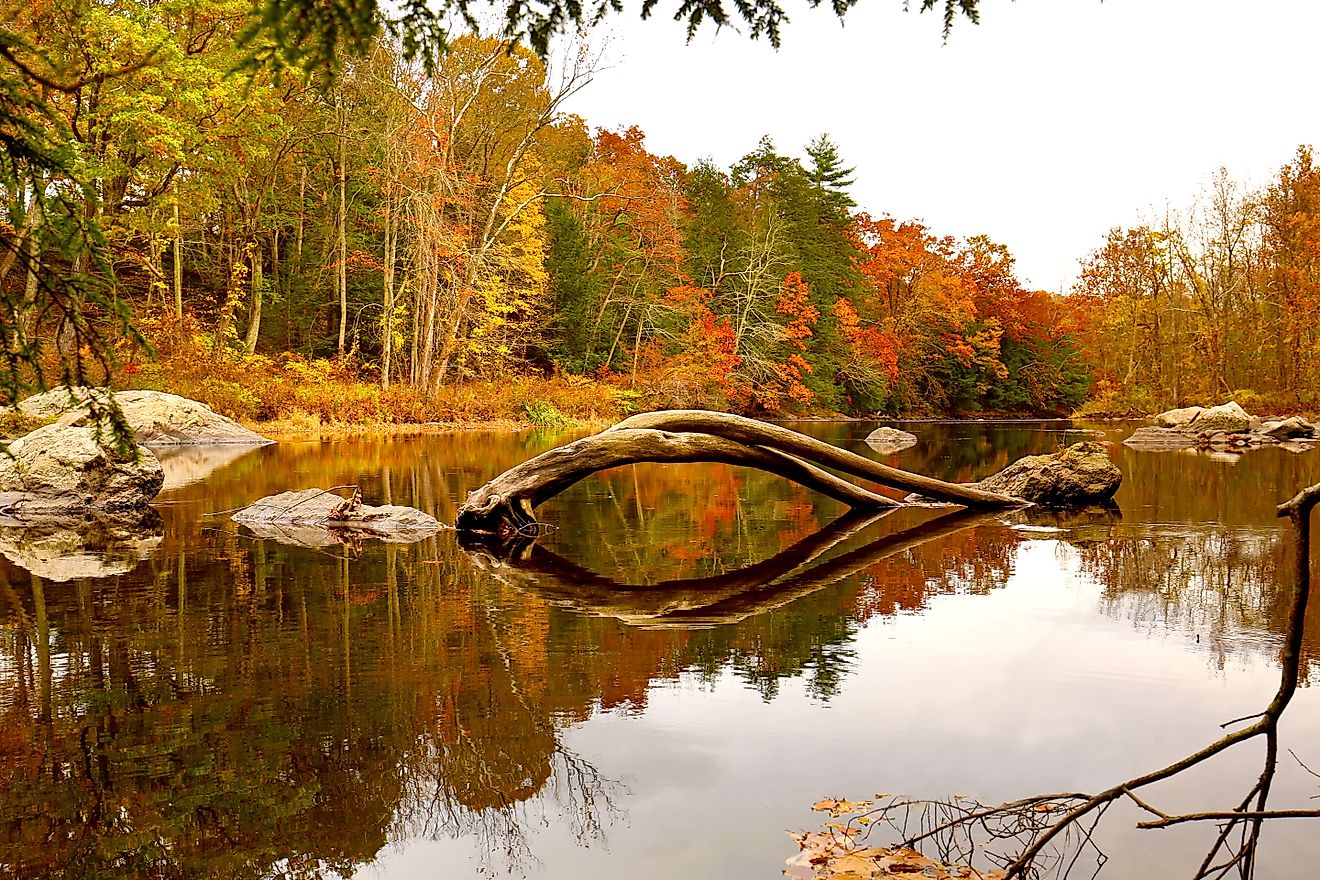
[792,481,1320,880]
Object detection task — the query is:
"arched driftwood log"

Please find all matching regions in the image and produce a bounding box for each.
[455,410,1025,535]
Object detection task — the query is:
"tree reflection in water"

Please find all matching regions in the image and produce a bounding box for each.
[0,428,1317,880]
[793,484,1320,880]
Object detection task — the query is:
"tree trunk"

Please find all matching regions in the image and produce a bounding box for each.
[173,178,183,319]
[244,239,263,353]
[455,411,1025,535]
[381,191,395,390]
[336,132,348,357]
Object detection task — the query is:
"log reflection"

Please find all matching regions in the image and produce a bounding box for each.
[463,509,996,627]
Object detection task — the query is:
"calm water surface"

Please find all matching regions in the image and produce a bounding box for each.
[3,421,1320,879]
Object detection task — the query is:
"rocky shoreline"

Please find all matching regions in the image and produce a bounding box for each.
[1124,401,1319,453]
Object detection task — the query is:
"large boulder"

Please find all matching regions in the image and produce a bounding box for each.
[864,426,918,454]
[0,423,164,513]
[1186,401,1252,435]
[975,441,1122,506]
[233,488,440,547]
[18,386,271,446]
[1154,405,1206,428]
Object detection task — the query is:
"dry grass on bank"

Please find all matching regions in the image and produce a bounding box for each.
[112,316,639,434]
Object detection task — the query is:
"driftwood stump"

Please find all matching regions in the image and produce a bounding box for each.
[455,410,1025,535]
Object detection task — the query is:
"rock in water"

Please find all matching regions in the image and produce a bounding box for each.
[1154,405,1206,428]
[0,423,164,514]
[18,386,272,446]
[864,426,918,453]
[233,489,441,546]
[1259,416,1315,440]
[976,441,1122,506]
[1186,401,1252,435]
[1123,426,1199,449]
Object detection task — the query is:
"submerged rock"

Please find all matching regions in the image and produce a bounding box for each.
[975,441,1122,506]
[233,488,440,547]
[18,386,272,446]
[0,423,164,514]
[0,508,163,581]
[864,426,918,454]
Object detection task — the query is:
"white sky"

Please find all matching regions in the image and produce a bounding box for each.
[560,0,1320,291]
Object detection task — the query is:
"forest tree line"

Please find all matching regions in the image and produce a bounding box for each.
[1,0,1316,420]
[1073,149,1320,415]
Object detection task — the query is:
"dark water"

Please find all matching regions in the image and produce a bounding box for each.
[2,421,1320,879]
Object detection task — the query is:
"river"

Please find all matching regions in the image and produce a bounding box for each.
[2,421,1319,879]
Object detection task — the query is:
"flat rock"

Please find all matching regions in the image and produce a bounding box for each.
[1123,426,1199,449]
[1259,416,1315,440]
[233,489,440,546]
[1154,405,1206,428]
[864,426,918,453]
[0,423,163,513]
[18,386,272,446]
[975,441,1122,506]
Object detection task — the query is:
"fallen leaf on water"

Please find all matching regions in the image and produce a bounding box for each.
[813,797,874,816]
[830,854,881,876]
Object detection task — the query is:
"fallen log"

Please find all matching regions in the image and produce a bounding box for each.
[455,427,901,534]
[455,410,1027,535]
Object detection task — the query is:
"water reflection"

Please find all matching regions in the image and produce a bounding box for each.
[0,508,163,582]
[0,422,1317,879]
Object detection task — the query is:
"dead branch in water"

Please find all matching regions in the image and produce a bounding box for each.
[808,481,1320,880]
[455,411,1025,535]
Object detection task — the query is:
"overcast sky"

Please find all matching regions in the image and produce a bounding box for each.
[559,0,1320,291]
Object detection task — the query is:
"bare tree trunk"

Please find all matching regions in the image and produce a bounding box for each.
[336,126,348,357]
[244,239,263,353]
[173,178,183,319]
[296,166,306,273]
[381,191,395,389]
[21,191,42,345]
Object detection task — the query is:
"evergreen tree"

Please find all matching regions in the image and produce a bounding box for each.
[805,134,857,213]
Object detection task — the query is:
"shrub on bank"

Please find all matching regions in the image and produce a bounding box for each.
[117,314,638,427]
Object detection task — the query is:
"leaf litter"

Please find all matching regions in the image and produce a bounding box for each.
[786,797,1005,880]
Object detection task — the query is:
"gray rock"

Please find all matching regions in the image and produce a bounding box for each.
[864,426,918,453]
[0,509,163,581]
[233,488,440,546]
[1154,405,1206,428]
[12,385,110,419]
[1187,400,1252,435]
[1123,426,1199,449]
[0,423,164,513]
[1259,416,1314,440]
[976,441,1122,506]
[18,386,272,446]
